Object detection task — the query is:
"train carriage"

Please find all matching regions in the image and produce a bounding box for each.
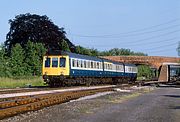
[42,51,137,87]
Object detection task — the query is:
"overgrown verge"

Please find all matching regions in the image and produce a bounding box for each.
[0,77,46,88]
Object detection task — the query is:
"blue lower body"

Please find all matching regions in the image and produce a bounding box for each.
[70,69,136,79]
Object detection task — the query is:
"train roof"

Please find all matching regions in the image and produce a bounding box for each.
[46,50,102,61]
[46,50,136,66]
[124,63,137,67]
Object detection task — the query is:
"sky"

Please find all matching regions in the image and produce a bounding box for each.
[0,0,180,57]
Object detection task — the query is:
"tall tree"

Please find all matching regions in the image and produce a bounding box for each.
[137,65,153,79]
[9,44,25,77]
[24,41,46,76]
[0,44,11,77]
[60,39,71,52]
[5,13,75,53]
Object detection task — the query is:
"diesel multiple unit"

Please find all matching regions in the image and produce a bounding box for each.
[42,51,137,86]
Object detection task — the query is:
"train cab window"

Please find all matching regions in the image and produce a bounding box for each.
[45,57,51,67]
[60,58,66,67]
[52,58,58,67]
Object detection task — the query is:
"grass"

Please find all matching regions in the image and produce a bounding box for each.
[0,77,46,88]
[108,93,142,104]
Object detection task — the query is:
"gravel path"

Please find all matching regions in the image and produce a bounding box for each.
[78,87,180,122]
[2,87,180,122]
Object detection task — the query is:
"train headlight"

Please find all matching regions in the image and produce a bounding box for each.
[60,71,64,75]
[45,72,47,75]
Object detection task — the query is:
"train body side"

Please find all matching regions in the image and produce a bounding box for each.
[124,63,138,82]
[42,51,138,86]
[68,53,127,78]
[68,52,104,77]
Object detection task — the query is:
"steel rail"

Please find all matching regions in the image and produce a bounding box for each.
[0,87,113,119]
[0,84,136,120]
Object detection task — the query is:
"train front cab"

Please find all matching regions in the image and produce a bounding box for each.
[42,55,70,84]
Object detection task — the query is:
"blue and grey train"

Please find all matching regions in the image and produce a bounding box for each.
[42,51,138,86]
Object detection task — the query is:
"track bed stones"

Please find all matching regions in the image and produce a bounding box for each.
[0,85,123,120]
[0,85,154,122]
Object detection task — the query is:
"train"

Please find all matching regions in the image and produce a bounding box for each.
[42,51,138,87]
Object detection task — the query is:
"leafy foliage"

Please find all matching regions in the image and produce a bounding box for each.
[0,13,148,80]
[0,42,46,78]
[59,39,71,52]
[24,41,46,76]
[137,65,153,80]
[0,44,11,77]
[5,13,75,54]
[75,46,147,56]
[9,44,25,76]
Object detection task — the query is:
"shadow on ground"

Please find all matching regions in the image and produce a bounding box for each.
[164,95,180,98]
[169,106,180,109]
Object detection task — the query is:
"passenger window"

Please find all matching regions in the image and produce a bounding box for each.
[72,59,75,67]
[110,64,112,70]
[104,64,107,69]
[60,58,66,67]
[45,57,51,67]
[84,61,86,68]
[52,58,58,67]
[108,64,110,70]
[74,60,77,67]
[77,60,79,67]
[94,62,96,69]
[91,61,93,68]
[81,60,83,68]
[100,63,102,69]
[78,60,81,67]
[97,62,99,69]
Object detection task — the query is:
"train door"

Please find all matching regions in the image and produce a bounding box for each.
[59,56,70,76]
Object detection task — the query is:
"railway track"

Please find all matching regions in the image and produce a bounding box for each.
[0,84,136,120]
[0,87,73,94]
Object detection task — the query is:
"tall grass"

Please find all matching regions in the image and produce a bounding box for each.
[0,77,46,88]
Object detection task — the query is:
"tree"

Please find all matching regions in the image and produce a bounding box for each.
[9,44,25,77]
[0,44,11,77]
[90,48,99,56]
[137,65,153,80]
[59,39,71,52]
[5,13,75,54]
[24,41,46,76]
[75,45,92,55]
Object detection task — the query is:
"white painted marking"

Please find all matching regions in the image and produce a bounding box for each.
[0,85,116,99]
[70,91,114,102]
[114,88,131,92]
